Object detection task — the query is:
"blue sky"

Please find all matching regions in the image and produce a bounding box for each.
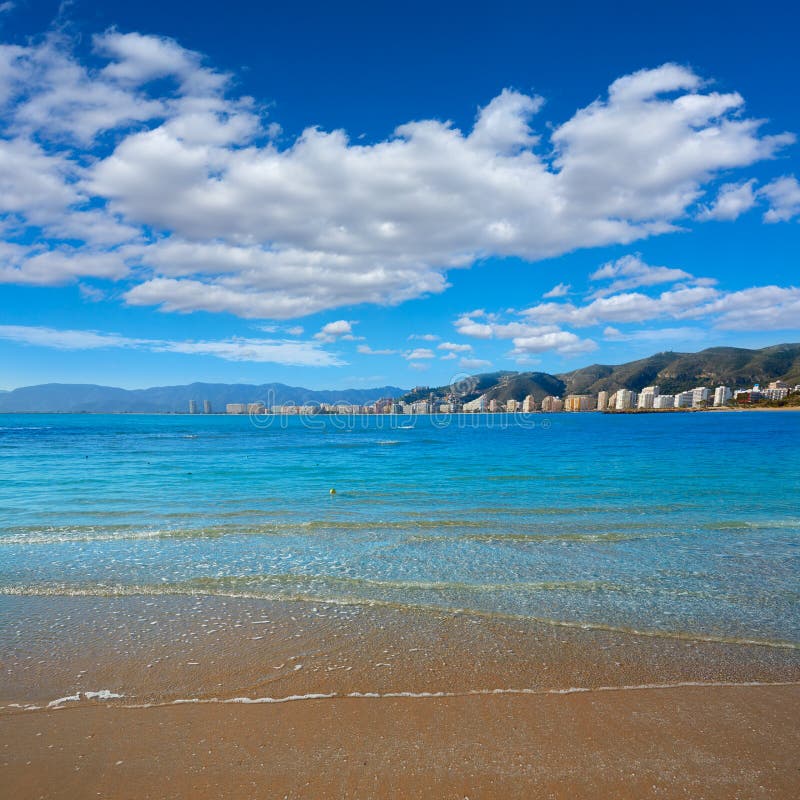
[1,0,798,390]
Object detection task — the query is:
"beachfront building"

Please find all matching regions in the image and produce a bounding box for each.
[247,402,265,414]
[203,400,212,414]
[713,386,732,406]
[764,387,789,401]
[506,399,518,413]
[564,394,592,411]
[597,390,609,411]
[674,391,693,408]
[615,389,637,410]
[463,395,486,412]
[653,394,675,409]
[188,400,198,414]
[637,386,659,410]
[226,403,247,414]
[541,396,564,412]
[691,387,709,407]
[522,394,536,412]
[489,399,499,412]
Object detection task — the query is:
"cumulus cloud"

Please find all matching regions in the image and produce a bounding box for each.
[698,180,758,221]
[0,325,344,365]
[408,333,440,341]
[0,32,794,318]
[589,254,693,296]
[760,176,800,222]
[438,341,472,352]
[314,319,358,342]
[543,282,571,298]
[454,250,800,360]
[404,348,436,360]
[454,312,597,358]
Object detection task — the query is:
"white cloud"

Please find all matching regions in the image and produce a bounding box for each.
[459,357,492,369]
[438,341,472,352]
[455,312,597,357]
[404,348,436,360]
[78,283,105,302]
[698,180,757,221]
[543,282,571,298]
[510,331,597,357]
[0,32,793,319]
[408,333,440,341]
[0,3,16,14]
[760,176,800,222]
[602,325,707,342]
[0,325,344,365]
[357,344,397,355]
[589,254,693,296]
[314,319,356,342]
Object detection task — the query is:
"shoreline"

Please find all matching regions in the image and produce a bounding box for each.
[1,594,798,798]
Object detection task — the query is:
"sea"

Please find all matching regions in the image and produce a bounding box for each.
[0,410,798,648]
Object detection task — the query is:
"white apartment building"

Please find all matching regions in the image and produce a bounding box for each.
[691,387,709,407]
[674,391,693,408]
[463,395,486,412]
[713,386,732,406]
[615,389,637,410]
[522,394,536,412]
[226,403,247,414]
[637,386,659,410]
[597,391,609,411]
[653,394,675,409]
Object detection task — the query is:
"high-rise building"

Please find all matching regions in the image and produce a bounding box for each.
[653,394,675,409]
[674,391,693,408]
[637,386,659,409]
[691,387,709,407]
[597,391,609,411]
[713,386,732,407]
[615,389,637,410]
[188,400,198,414]
[522,394,536,412]
[564,394,592,411]
[226,403,247,414]
[541,396,564,412]
[203,400,212,414]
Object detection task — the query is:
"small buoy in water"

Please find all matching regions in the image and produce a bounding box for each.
[329,488,336,496]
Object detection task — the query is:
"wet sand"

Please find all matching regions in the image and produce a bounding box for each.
[1,595,798,798]
[3,685,799,799]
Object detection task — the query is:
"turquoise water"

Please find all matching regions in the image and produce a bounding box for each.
[0,412,798,645]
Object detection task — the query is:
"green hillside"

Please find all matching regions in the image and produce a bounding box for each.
[399,343,800,404]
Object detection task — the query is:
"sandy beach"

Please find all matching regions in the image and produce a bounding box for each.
[1,595,798,798]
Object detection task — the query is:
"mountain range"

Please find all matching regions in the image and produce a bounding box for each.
[0,382,404,413]
[401,343,800,404]
[1,343,798,412]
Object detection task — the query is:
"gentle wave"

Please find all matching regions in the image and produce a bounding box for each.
[4,681,798,715]
[2,581,797,649]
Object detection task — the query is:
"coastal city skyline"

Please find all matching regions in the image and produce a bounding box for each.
[1,2,799,390]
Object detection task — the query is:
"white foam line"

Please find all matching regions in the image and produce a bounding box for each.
[114,680,800,707]
[4,681,799,715]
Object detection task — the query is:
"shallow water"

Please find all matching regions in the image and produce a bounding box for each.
[1,411,798,645]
